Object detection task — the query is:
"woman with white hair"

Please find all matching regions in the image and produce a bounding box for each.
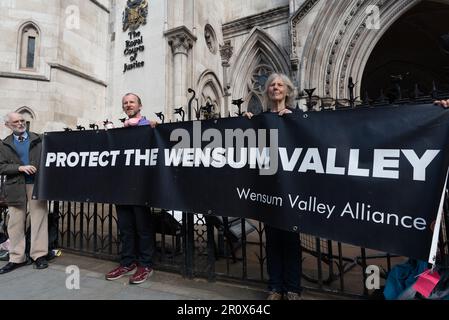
[245,73,303,300]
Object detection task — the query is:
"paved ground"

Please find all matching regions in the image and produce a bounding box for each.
[0,252,343,300]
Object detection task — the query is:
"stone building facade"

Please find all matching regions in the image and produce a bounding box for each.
[0,0,110,137]
[0,0,448,137]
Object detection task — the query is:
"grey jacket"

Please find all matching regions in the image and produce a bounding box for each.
[0,132,42,206]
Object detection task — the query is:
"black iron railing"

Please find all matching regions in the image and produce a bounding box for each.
[51,201,449,298]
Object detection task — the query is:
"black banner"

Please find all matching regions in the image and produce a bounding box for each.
[35,104,449,260]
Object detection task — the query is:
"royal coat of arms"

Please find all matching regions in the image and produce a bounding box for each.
[123,0,149,32]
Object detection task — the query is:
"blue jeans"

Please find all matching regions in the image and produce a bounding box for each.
[265,225,302,294]
[116,205,154,267]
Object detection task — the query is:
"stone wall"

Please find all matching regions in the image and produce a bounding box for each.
[107,0,167,125]
[0,0,109,137]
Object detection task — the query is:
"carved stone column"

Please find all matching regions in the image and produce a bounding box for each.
[172,0,184,27]
[165,26,197,115]
[220,41,233,95]
[220,40,234,115]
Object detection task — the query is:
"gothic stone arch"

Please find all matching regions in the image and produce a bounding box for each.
[299,0,428,99]
[230,27,290,112]
[17,21,42,71]
[16,106,36,131]
[16,106,36,119]
[196,70,224,117]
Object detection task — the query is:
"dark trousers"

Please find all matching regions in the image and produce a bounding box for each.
[265,225,302,294]
[116,205,154,267]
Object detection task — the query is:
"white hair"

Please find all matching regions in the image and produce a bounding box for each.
[4,112,23,124]
[262,73,296,110]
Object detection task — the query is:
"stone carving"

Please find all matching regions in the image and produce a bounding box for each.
[250,64,273,94]
[324,0,367,96]
[123,0,149,32]
[204,25,217,54]
[168,33,194,54]
[290,0,320,69]
[219,40,234,66]
[165,26,197,55]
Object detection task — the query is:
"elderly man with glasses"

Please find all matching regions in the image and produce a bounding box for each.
[0,112,48,274]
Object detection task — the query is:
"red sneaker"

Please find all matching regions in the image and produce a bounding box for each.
[129,266,154,284]
[105,263,137,281]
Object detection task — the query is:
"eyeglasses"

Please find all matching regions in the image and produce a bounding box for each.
[9,120,26,125]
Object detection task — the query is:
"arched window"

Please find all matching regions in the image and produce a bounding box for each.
[250,64,273,95]
[245,63,273,113]
[230,27,289,113]
[196,70,224,119]
[19,23,40,71]
[16,107,35,131]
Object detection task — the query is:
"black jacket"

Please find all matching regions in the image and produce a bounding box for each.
[0,132,42,206]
